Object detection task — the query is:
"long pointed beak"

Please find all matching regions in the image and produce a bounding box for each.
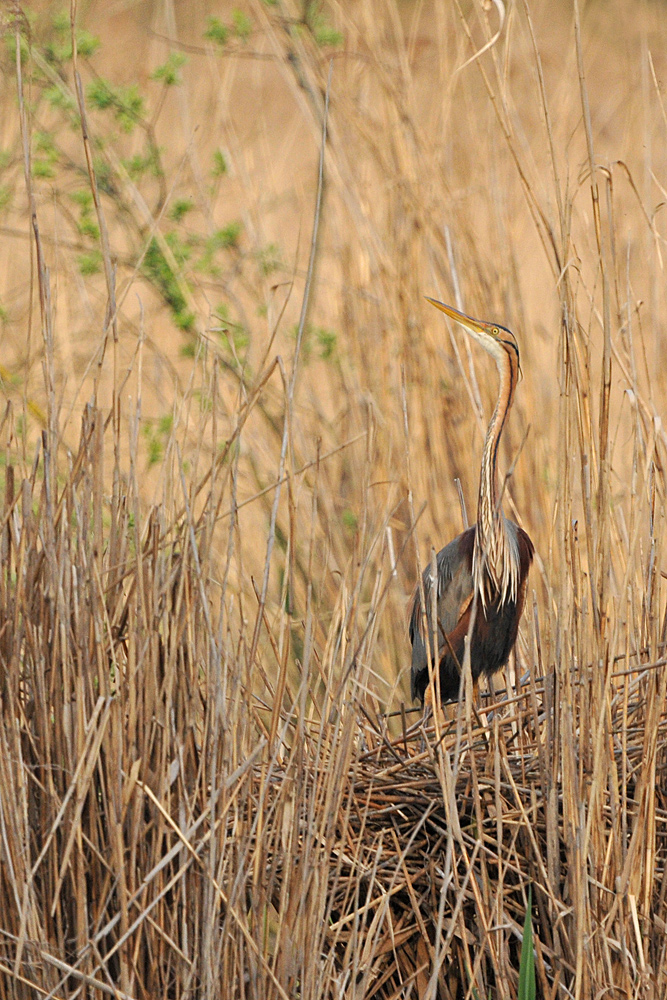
[425,297,491,335]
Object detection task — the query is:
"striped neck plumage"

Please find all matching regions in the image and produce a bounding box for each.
[473,345,519,610]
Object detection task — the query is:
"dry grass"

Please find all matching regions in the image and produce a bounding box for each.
[0,0,667,996]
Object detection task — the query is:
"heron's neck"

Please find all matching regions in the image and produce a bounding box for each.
[474,351,517,602]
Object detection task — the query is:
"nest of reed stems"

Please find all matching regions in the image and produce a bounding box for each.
[255,661,667,1000]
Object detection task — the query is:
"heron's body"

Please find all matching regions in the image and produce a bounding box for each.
[409,521,534,703]
[410,299,534,706]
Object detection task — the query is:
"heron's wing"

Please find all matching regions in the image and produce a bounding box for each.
[409,526,475,700]
[409,527,475,642]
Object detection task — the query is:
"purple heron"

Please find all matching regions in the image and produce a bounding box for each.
[409,300,534,705]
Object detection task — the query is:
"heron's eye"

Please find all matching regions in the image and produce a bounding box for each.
[492,327,499,336]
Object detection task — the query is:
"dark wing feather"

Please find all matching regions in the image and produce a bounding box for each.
[409,522,533,704]
[409,526,475,702]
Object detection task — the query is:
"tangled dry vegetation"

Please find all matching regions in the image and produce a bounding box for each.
[0,0,667,997]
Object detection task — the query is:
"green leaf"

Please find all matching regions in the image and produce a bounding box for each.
[315,327,336,360]
[92,157,115,196]
[518,885,536,1000]
[165,230,191,265]
[116,84,144,132]
[204,16,229,45]
[314,24,343,47]
[142,238,187,314]
[158,413,173,436]
[5,33,29,65]
[78,250,103,275]
[50,18,101,61]
[151,52,187,86]
[76,30,101,58]
[306,2,343,47]
[87,78,144,133]
[212,222,242,249]
[122,146,163,180]
[78,217,100,239]
[44,85,77,114]
[174,310,195,331]
[33,160,55,179]
[257,241,282,275]
[232,9,252,41]
[212,149,228,177]
[87,77,115,111]
[70,189,93,209]
[169,198,193,222]
[33,132,59,176]
[196,224,242,275]
[147,434,162,466]
[342,509,357,532]
[52,11,69,34]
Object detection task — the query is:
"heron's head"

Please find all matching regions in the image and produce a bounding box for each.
[426,298,520,376]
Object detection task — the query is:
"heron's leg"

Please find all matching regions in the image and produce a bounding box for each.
[422,686,433,725]
[415,689,431,752]
[423,685,449,734]
[470,676,490,736]
[472,676,494,746]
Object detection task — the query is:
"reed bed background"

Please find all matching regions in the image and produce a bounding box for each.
[0,0,666,996]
